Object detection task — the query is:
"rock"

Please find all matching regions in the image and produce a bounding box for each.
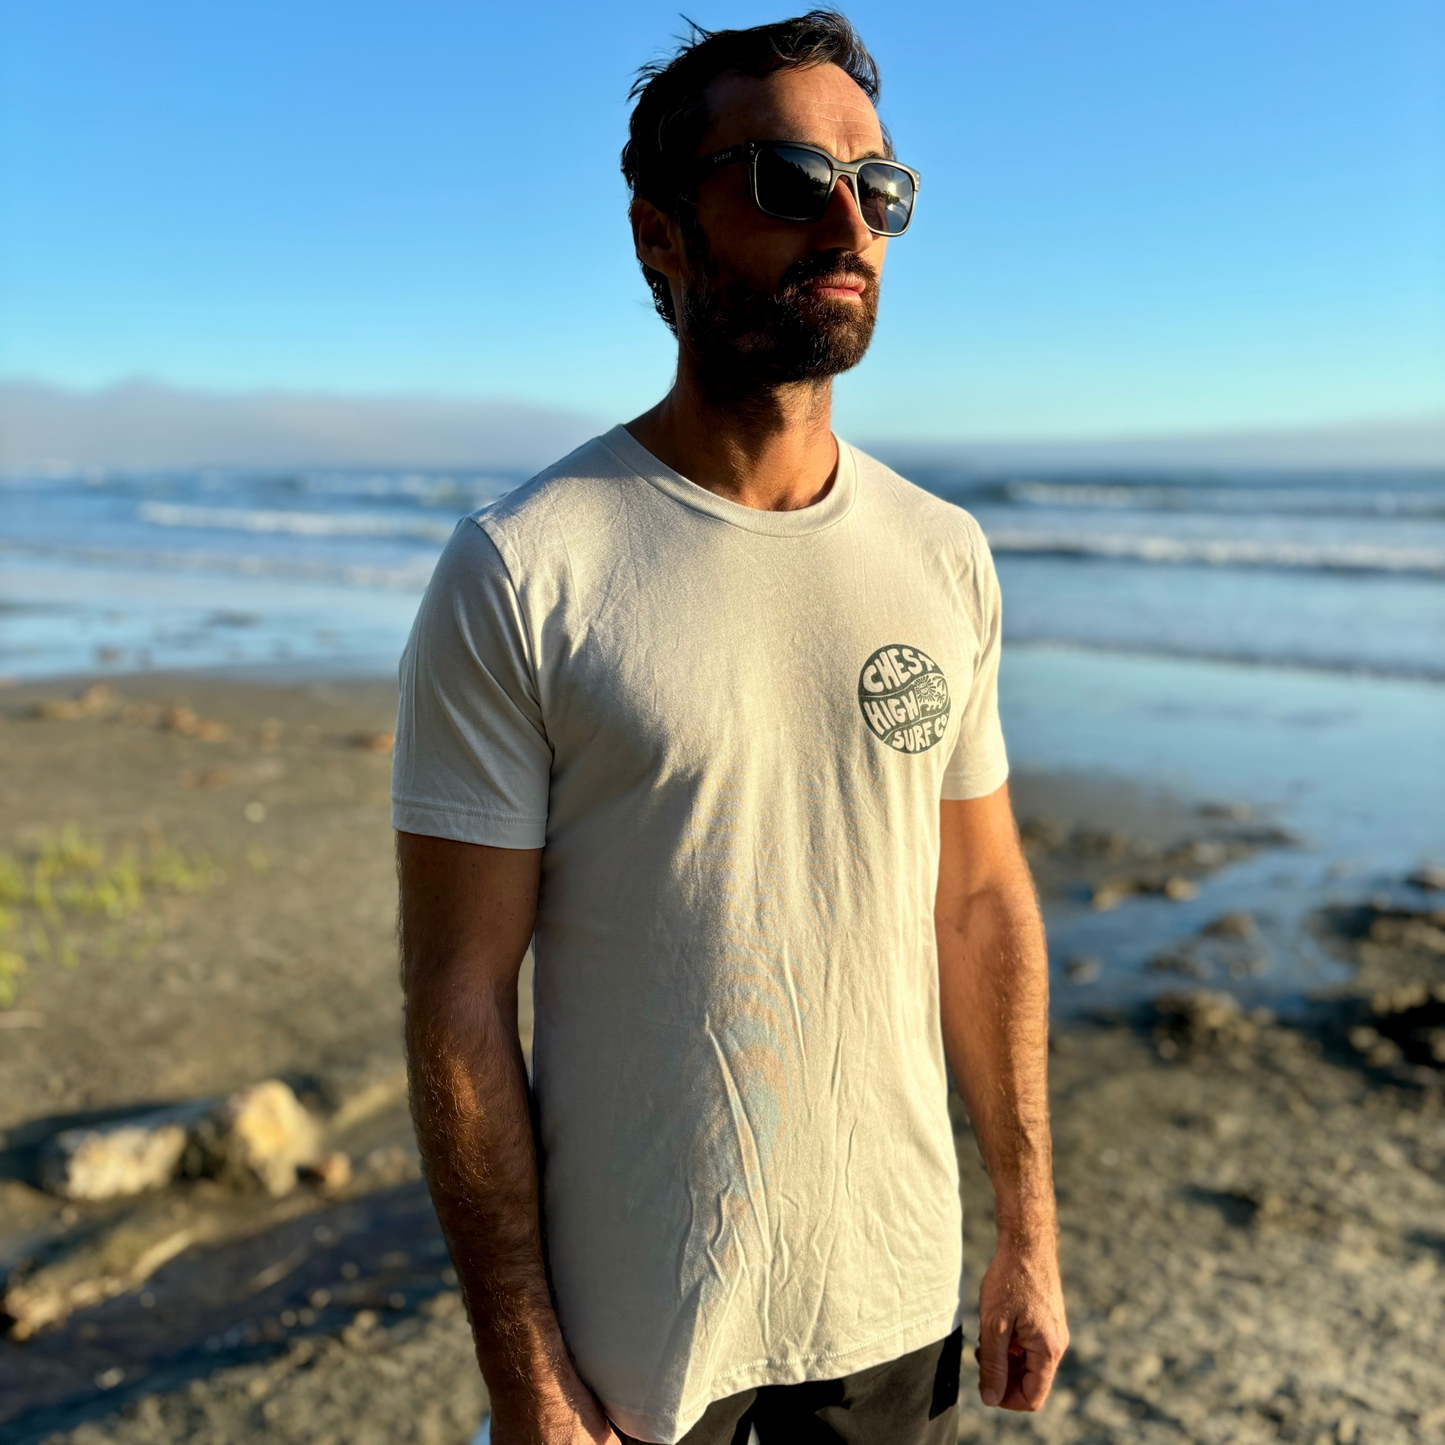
[1149,949,1212,979]
[1065,956,1102,984]
[1153,990,1266,1057]
[304,1150,353,1192]
[159,704,228,740]
[1018,816,1067,853]
[1357,981,1445,1071]
[1367,909,1445,952]
[1225,952,1270,978]
[1074,828,1134,861]
[1409,864,1445,891]
[39,1085,323,1201]
[195,1081,321,1196]
[1369,981,1438,1013]
[1094,871,1199,909]
[39,1111,198,1200]
[161,703,201,734]
[1091,880,1135,911]
[30,683,118,722]
[362,1144,422,1185]
[1204,911,1257,939]
[180,766,234,790]
[342,1308,379,1347]
[1349,1025,1404,1068]
[351,731,395,753]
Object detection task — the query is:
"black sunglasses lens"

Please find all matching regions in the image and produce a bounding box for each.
[857,163,915,235]
[754,144,835,220]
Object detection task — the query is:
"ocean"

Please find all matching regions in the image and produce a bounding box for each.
[3,452,1442,1010]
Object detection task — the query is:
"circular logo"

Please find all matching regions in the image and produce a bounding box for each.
[857,644,951,753]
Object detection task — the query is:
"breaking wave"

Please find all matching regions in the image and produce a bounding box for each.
[137,502,461,543]
[985,530,1445,576]
[1,538,437,591]
[1003,480,1445,516]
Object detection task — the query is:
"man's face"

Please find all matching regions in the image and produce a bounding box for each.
[672,64,891,393]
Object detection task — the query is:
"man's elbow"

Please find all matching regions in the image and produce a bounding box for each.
[402,943,518,1042]
[942,870,1039,930]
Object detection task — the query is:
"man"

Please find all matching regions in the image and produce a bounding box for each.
[393,13,1067,1445]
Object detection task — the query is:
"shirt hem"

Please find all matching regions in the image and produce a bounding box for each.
[391,799,546,849]
[598,1301,963,1445]
[940,761,1011,802]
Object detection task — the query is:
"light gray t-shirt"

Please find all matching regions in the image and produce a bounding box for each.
[392,426,1009,1443]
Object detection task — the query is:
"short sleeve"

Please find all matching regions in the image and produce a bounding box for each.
[941,522,1010,801]
[391,517,552,847]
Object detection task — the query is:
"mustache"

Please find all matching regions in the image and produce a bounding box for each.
[777,250,879,296]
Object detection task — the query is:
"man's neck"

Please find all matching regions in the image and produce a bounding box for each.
[625,361,839,513]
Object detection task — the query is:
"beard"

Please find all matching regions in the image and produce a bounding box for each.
[677,223,880,398]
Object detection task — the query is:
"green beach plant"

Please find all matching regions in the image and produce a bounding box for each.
[0,826,222,1006]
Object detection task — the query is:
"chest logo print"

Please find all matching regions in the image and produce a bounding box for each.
[858,645,951,754]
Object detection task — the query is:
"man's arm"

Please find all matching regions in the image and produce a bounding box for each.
[936,786,1069,1412]
[397,831,616,1445]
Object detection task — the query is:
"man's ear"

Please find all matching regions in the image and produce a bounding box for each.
[631,198,684,284]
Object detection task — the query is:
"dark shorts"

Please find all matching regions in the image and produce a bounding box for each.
[611,1328,964,1445]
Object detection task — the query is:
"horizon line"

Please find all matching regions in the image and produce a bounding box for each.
[4,374,1443,455]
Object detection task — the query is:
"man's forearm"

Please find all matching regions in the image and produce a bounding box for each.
[937,867,1055,1245]
[404,964,572,1408]
[935,785,1069,1411]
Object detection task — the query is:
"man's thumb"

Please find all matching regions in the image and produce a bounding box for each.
[977,1314,1012,1406]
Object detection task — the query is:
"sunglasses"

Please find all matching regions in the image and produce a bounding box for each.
[689,140,920,237]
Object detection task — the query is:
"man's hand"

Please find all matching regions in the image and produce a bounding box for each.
[975,1240,1069,1411]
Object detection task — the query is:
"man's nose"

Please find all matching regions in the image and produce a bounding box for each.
[814,174,876,254]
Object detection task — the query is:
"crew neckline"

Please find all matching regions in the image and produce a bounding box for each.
[599,423,857,537]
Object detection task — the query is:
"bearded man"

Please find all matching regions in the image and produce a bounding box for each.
[393,12,1067,1444]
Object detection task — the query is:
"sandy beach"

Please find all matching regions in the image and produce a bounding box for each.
[2,673,1443,1445]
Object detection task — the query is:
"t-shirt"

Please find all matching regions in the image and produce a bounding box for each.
[391,425,1009,1444]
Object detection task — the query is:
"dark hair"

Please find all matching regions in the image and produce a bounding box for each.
[622,11,885,332]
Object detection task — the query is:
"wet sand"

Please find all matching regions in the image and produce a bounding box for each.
[1,675,1442,1444]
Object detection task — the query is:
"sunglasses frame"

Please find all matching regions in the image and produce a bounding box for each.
[688,140,921,237]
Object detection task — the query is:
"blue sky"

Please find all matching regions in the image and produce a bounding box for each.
[2,0,1442,441]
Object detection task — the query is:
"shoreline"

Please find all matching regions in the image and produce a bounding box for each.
[13,629,1445,691]
[2,672,1443,1444]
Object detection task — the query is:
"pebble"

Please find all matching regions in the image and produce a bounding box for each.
[1203,911,1257,939]
[305,1150,353,1192]
[1199,800,1252,820]
[351,731,395,753]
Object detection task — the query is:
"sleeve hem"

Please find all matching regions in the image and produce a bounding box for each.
[940,762,1010,802]
[391,801,546,849]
